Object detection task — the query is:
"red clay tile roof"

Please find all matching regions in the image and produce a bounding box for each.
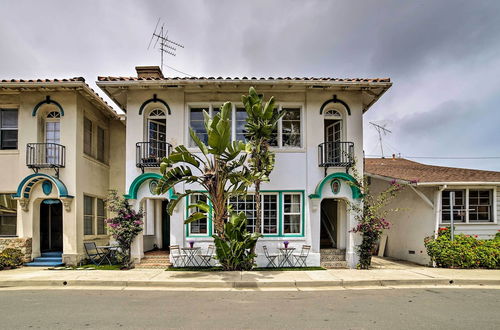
[0,77,85,83]
[0,77,117,116]
[97,76,391,83]
[365,158,500,183]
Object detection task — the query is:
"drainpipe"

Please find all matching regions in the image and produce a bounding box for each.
[433,185,447,267]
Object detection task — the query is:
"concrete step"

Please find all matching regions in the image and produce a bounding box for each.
[320,254,345,262]
[41,252,62,257]
[135,264,172,269]
[25,261,64,267]
[320,249,346,255]
[33,257,62,262]
[321,261,348,269]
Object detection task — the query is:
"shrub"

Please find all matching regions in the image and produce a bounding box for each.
[0,248,24,270]
[424,228,500,269]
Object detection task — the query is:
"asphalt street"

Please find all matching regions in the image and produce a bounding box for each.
[0,288,498,329]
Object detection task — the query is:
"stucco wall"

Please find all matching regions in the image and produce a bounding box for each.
[369,177,436,265]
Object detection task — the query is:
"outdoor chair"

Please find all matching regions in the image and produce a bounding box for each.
[292,245,311,267]
[263,245,279,268]
[84,242,112,266]
[199,245,215,267]
[169,245,186,267]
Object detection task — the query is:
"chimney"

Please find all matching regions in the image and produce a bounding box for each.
[135,66,164,79]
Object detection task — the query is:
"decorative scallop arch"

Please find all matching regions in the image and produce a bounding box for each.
[13,173,72,200]
[319,95,351,116]
[138,94,171,115]
[124,172,177,200]
[32,96,64,117]
[308,172,362,200]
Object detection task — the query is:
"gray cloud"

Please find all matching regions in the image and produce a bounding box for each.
[0,0,499,170]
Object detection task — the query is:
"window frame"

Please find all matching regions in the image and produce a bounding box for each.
[185,103,305,150]
[184,190,305,238]
[83,116,93,156]
[440,187,497,224]
[187,193,210,237]
[0,193,17,236]
[282,192,303,236]
[0,108,19,150]
[229,193,280,235]
[96,125,106,163]
[84,195,108,237]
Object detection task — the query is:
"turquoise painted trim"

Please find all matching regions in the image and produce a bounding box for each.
[124,172,176,199]
[13,173,72,199]
[308,172,362,200]
[138,94,172,115]
[32,96,64,116]
[185,193,212,238]
[42,180,52,195]
[184,190,306,238]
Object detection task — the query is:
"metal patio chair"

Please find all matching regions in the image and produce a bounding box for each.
[169,245,186,267]
[292,245,311,267]
[263,245,279,268]
[199,245,215,267]
[84,242,112,266]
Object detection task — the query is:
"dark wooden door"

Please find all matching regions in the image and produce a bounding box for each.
[40,200,63,252]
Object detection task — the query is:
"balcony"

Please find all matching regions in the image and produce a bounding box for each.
[26,143,66,176]
[136,141,172,171]
[318,141,354,168]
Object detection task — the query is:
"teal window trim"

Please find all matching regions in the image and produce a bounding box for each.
[185,193,212,238]
[183,189,306,238]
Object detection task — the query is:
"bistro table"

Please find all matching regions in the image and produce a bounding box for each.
[181,247,201,267]
[96,245,120,265]
[278,247,295,267]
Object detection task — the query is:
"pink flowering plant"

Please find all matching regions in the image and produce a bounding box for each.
[348,162,406,269]
[105,190,144,269]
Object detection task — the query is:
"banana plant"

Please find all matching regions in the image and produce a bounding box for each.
[156,102,252,237]
[242,87,285,234]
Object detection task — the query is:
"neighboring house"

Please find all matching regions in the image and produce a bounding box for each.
[96,66,392,268]
[366,157,500,265]
[0,78,125,265]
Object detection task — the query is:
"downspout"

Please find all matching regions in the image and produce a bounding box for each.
[433,185,447,267]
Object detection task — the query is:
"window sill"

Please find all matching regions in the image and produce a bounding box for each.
[440,222,497,225]
[0,149,20,155]
[82,154,110,168]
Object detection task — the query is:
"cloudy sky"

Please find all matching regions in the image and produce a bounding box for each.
[1,0,499,170]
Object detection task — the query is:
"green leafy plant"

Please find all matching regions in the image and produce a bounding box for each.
[242,87,284,235]
[424,227,500,269]
[0,248,24,270]
[157,102,252,238]
[105,190,144,269]
[212,211,260,271]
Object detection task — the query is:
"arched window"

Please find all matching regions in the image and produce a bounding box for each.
[44,109,61,164]
[146,108,167,158]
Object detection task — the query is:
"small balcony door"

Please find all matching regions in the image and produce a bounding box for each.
[147,109,167,160]
[45,111,60,164]
[325,120,342,163]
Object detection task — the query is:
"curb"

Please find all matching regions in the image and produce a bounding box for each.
[1,278,499,290]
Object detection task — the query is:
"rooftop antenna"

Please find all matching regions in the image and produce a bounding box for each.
[147,18,184,72]
[369,121,392,158]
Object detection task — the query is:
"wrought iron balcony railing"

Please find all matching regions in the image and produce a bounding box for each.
[26,143,66,175]
[318,141,354,168]
[136,141,172,171]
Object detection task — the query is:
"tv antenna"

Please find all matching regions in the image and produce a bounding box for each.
[148,18,184,72]
[369,121,392,158]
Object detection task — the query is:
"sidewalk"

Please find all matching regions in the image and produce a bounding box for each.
[0,258,499,291]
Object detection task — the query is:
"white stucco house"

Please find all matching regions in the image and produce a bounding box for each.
[96,66,392,268]
[366,157,500,265]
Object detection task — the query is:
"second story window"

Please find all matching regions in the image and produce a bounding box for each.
[84,117,92,155]
[269,106,302,148]
[147,108,167,158]
[0,109,18,150]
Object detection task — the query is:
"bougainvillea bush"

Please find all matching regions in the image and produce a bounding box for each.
[424,228,500,269]
[105,190,144,269]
